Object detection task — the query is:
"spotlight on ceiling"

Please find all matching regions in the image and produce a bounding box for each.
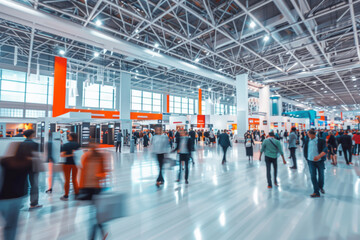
[154,43,159,48]
[263,35,270,42]
[94,52,99,57]
[95,20,102,26]
[59,49,65,55]
[249,21,256,28]
[195,58,200,63]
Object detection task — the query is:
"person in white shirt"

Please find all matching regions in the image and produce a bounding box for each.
[151,127,170,186]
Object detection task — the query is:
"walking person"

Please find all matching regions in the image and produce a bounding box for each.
[244,133,254,161]
[303,129,328,198]
[115,130,123,153]
[352,132,360,155]
[17,129,42,209]
[0,142,33,240]
[259,131,286,188]
[60,132,80,201]
[289,127,298,169]
[341,131,353,165]
[284,130,289,142]
[77,142,109,200]
[151,127,170,186]
[327,131,338,166]
[218,130,232,164]
[174,130,193,184]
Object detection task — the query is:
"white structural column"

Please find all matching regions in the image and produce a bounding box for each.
[119,73,132,135]
[162,94,167,113]
[259,86,270,133]
[236,74,248,136]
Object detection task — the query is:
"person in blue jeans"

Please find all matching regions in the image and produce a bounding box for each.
[303,129,328,198]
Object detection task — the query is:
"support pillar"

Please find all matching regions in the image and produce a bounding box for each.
[119,73,132,151]
[163,94,169,113]
[198,88,202,115]
[259,86,270,134]
[236,74,248,137]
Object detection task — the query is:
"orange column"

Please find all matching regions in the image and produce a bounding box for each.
[53,56,67,117]
[166,95,170,113]
[198,88,202,114]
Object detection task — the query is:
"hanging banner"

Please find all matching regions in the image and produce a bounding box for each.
[197,115,205,128]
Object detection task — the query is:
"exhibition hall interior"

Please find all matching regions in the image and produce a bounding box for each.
[0,0,360,239]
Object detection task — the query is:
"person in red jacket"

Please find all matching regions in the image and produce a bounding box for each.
[352,132,360,155]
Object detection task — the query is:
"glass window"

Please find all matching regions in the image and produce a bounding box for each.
[132,90,142,97]
[189,99,194,114]
[83,83,99,108]
[0,108,23,117]
[143,91,152,99]
[100,85,114,109]
[2,69,26,82]
[25,109,46,118]
[26,74,48,104]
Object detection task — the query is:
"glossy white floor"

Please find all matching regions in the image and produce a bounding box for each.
[6,141,360,240]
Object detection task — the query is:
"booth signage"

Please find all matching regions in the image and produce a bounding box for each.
[197,115,205,128]
[263,120,268,125]
[82,122,90,146]
[249,118,260,124]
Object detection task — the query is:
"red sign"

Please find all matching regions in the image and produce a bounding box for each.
[197,115,205,128]
[248,118,260,124]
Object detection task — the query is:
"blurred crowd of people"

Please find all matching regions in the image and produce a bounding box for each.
[0,129,110,240]
[2,125,360,239]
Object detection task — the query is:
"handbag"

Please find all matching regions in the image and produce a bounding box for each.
[245,140,252,148]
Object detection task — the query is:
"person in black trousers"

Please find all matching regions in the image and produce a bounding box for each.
[173,130,193,184]
[17,129,42,210]
[218,130,232,164]
[341,131,353,165]
[115,130,123,153]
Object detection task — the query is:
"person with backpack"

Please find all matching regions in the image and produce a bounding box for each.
[244,133,255,161]
[259,131,286,188]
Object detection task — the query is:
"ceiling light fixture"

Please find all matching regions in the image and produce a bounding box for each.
[59,49,65,55]
[94,52,99,57]
[95,20,102,26]
[154,43,159,48]
[219,68,223,71]
[195,58,200,63]
[249,21,256,28]
[263,35,270,42]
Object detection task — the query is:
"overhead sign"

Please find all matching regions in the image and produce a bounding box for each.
[197,115,205,128]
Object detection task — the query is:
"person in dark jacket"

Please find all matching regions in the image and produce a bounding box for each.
[143,132,149,147]
[115,130,123,153]
[341,131,353,165]
[173,130,193,184]
[0,143,33,240]
[17,129,42,209]
[218,130,232,164]
[244,133,254,161]
[303,129,328,198]
[327,132,338,166]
